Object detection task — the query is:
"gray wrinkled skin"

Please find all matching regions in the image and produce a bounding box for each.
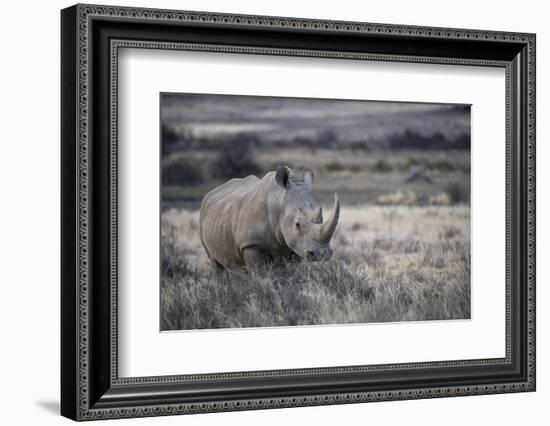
[200,166,340,272]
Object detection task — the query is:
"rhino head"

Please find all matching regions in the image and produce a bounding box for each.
[275,166,340,261]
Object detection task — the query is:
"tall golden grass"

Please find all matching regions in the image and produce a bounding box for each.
[160,205,470,330]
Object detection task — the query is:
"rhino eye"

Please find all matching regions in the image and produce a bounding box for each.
[295,222,301,230]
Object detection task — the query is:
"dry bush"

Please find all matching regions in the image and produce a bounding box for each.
[212,141,261,179]
[445,181,470,204]
[375,190,418,206]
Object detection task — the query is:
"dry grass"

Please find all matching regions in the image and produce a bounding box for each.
[162,148,470,209]
[160,204,470,330]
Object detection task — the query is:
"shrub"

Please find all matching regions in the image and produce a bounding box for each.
[162,161,203,185]
[371,159,393,173]
[428,159,455,172]
[389,130,447,150]
[317,128,339,148]
[445,181,470,204]
[452,132,471,150]
[388,130,471,151]
[212,141,261,179]
[376,190,418,206]
[162,124,179,145]
[325,161,346,172]
[429,192,451,206]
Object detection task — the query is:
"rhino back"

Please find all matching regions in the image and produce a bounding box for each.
[200,175,262,267]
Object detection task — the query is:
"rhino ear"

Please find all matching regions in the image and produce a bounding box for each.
[303,170,314,188]
[275,165,292,189]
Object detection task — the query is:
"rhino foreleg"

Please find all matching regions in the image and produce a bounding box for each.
[242,247,268,272]
[208,257,225,275]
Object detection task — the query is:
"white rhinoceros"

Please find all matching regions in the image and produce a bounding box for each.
[199,165,340,271]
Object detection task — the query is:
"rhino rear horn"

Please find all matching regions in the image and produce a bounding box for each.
[320,193,340,243]
[303,170,314,189]
[312,207,323,224]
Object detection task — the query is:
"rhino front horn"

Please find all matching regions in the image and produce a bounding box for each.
[320,193,340,243]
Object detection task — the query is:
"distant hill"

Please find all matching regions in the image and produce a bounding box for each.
[161,93,470,152]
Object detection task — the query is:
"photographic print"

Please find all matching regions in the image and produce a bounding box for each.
[160,93,471,331]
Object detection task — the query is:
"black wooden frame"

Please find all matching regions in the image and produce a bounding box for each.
[61,4,536,421]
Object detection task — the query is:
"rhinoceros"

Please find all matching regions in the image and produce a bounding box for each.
[199,165,340,271]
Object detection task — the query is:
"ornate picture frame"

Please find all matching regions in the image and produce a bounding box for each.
[61,4,535,421]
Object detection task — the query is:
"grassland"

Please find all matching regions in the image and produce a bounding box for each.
[162,147,470,208]
[161,203,470,330]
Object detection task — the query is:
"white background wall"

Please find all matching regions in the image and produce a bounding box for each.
[0,0,547,424]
